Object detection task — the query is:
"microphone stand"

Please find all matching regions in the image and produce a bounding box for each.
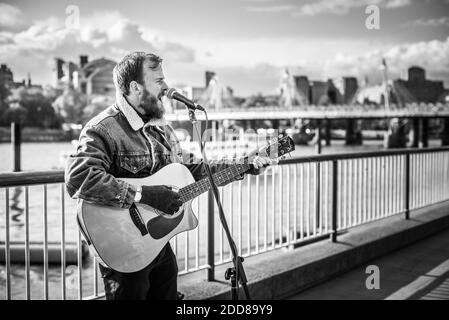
[188,107,251,300]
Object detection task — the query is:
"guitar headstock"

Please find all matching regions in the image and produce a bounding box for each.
[263,134,295,160]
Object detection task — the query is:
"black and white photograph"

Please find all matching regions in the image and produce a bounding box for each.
[0,0,449,306]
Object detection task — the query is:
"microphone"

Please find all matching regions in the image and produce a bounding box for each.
[166,88,205,111]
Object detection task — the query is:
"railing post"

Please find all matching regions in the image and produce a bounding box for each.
[11,122,21,172]
[316,162,321,230]
[331,160,338,242]
[405,153,410,220]
[207,190,215,281]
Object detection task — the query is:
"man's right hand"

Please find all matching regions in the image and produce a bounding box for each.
[140,185,182,215]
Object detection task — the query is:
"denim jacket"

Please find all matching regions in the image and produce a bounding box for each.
[65,94,244,209]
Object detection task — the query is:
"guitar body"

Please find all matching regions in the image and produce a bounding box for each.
[78,163,198,273]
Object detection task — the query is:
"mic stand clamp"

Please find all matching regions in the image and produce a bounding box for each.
[188,106,250,300]
[188,108,197,123]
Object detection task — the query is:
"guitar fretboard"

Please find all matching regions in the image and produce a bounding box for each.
[178,162,252,203]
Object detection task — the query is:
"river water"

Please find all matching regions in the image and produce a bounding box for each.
[0,139,410,173]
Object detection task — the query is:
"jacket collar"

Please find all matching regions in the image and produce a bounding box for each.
[116,93,167,131]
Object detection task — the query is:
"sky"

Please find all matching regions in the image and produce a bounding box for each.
[0,0,448,96]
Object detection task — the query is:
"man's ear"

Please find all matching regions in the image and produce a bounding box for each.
[129,81,141,95]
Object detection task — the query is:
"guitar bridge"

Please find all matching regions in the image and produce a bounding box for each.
[129,203,149,236]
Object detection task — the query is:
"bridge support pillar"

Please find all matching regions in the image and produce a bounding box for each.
[345,119,362,145]
[441,118,449,146]
[420,118,429,148]
[316,119,322,154]
[249,120,257,131]
[410,118,420,148]
[324,119,331,146]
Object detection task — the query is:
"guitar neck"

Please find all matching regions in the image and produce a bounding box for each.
[179,162,252,202]
[177,136,294,202]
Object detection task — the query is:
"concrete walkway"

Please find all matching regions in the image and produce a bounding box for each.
[289,228,449,300]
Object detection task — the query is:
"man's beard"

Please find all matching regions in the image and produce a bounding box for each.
[140,90,165,120]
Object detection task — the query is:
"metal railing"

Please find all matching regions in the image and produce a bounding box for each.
[1,147,449,299]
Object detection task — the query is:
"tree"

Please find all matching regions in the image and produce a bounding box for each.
[3,105,28,126]
[243,93,268,108]
[82,96,110,124]
[52,86,87,124]
[9,87,61,128]
[0,78,11,126]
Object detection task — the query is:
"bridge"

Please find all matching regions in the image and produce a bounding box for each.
[1,146,449,300]
[166,103,449,151]
[165,103,449,121]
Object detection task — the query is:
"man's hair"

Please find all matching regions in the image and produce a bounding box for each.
[113,52,163,96]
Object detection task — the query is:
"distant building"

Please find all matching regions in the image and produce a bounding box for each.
[54,58,65,86]
[354,66,447,106]
[343,77,358,104]
[54,55,116,99]
[354,81,416,106]
[279,69,308,107]
[396,66,445,103]
[80,58,116,96]
[293,76,358,105]
[440,90,449,103]
[293,76,310,105]
[0,63,42,90]
[0,64,14,87]
[205,71,216,87]
[309,81,330,105]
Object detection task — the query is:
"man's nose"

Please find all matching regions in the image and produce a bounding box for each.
[160,82,169,92]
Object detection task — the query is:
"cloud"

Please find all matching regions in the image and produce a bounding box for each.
[0,3,25,29]
[322,37,449,86]
[407,17,449,27]
[384,0,412,8]
[166,34,395,94]
[243,0,280,2]
[294,0,411,16]
[247,5,295,13]
[0,11,197,86]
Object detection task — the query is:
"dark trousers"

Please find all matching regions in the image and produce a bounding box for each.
[98,244,178,300]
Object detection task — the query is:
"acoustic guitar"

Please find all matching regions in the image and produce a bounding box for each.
[77,135,295,272]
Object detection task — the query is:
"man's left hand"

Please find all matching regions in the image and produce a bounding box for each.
[247,156,277,175]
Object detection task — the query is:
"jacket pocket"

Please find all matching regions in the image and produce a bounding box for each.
[118,152,150,174]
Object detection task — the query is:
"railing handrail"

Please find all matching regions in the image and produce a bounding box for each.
[0,170,64,187]
[1,146,449,187]
[280,146,449,165]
